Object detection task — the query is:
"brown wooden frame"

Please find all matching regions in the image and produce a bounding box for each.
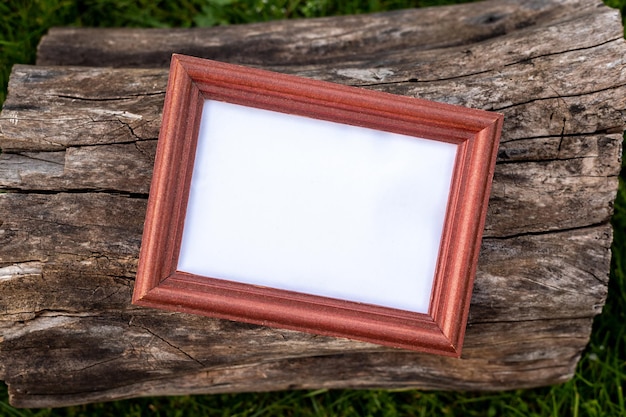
[132,54,502,357]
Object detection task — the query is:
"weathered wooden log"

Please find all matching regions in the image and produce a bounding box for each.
[1,0,624,407]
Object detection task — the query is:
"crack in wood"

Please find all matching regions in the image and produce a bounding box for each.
[501,36,625,67]
[352,37,625,87]
[129,323,206,368]
[0,187,149,198]
[14,152,64,166]
[483,220,611,240]
[55,92,165,102]
[354,68,494,87]
[495,155,612,165]
[75,356,126,372]
[116,118,142,142]
[468,316,595,325]
[501,130,625,143]
[493,82,626,112]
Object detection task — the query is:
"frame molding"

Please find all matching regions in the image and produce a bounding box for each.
[132,54,502,357]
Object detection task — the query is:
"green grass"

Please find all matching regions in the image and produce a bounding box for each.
[0,0,481,105]
[1,0,626,415]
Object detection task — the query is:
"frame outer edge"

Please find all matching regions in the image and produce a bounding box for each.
[133,54,504,356]
[134,55,200,301]
[442,114,503,355]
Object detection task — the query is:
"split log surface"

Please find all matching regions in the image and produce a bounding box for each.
[1,0,624,407]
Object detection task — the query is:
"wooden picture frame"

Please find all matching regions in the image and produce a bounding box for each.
[132,54,502,357]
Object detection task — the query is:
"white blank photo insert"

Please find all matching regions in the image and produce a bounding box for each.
[177,99,458,314]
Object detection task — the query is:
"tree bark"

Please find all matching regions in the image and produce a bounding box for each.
[1,0,624,407]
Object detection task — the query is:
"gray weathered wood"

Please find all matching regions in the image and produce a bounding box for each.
[0,0,624,407]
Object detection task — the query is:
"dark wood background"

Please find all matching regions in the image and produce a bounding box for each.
[0,0,624,407]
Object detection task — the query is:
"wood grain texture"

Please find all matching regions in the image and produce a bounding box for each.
[0,0,624,407]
